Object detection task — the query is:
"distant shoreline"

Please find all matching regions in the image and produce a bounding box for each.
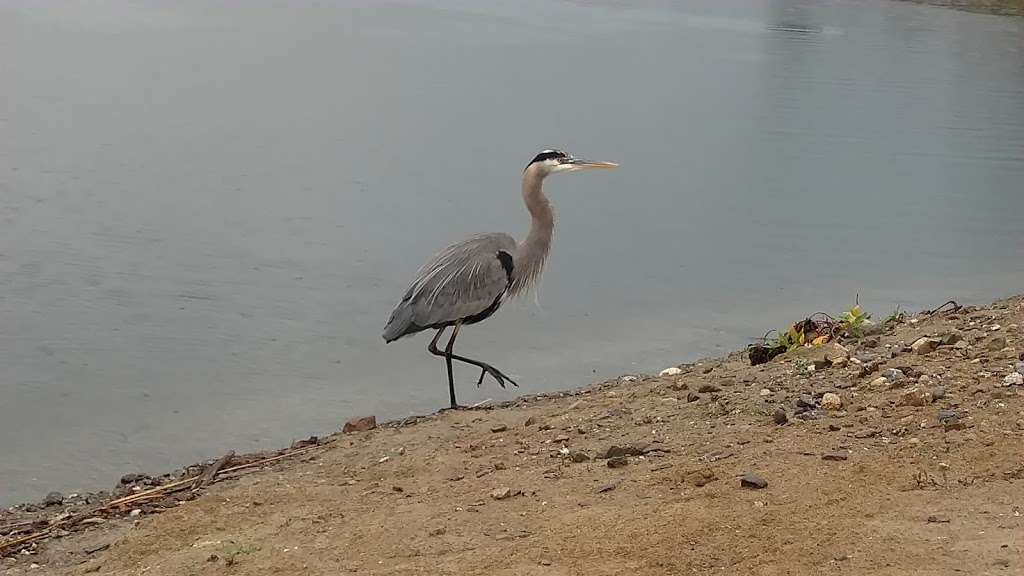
[904,0,1024,16]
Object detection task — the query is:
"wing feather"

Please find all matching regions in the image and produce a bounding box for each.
[383,233,516,341]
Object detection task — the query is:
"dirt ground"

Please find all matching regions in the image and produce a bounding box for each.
[4,296,1023,576]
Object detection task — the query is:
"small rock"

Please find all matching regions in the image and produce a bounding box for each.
[830,356,849,368]
[698,384,721,393]
[821,393,843,411]
[773,407,789,425]
[930,386,946,400]
[869,376,889,388]
[1015,362,1024,376]
[759,388,772,397]
[897,387,931,407]
[607,456,629,468]
[740,473,768,489]
[343,415,377,433]
[911,338,939,355]
[828,424,842,432]
[992,558,1010,568]
[567,450,591,463]
[596,479,622,493]
[429,526,447,536]
[42,491,63,507]
[685,469,718,487]
[490,424,508,433]
[937,410,963,429]
[926,514,950,523]
[129,509,142,517]
[120,473,150,485]
[987,336,1008,351]
[938,333,962,346]
[660,366,683,376]
[524,416,538,427]
[882,368,905,382]
[796,395,817,409]
[598,444,648,459]
[540,559,552,566]
[686,391,700,403]
[822,451,849,461]
[490,487,512,500]
[1003,373,1023,387]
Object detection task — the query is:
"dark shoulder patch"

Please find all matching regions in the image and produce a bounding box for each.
[495,250,514,280]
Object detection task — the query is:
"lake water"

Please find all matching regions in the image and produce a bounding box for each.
[2,0,1023,505]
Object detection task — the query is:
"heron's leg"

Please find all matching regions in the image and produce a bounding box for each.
[443,322,462,408]
[447,352,519,389]
[427,325,518,390]
[426,326,459,409]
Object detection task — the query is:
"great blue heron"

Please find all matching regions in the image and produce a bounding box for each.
[383,149,618,408]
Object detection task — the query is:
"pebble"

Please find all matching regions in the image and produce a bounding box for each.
[686,391,700,403]
[987,336,1008,351]
[927,514,950,523]
[911,337,939,355]
[882,368,905,382]
[821,393,843,411]
[822,451,849,461]
[129,509,142,517]
[490,487,512,500]
[42,491,63,507]
[1003,373,1023,387]
[930,386,946,401]
[342,415,377,434]
[659,366,683,376]
[897,388,931,407]
[1016,362,1024,376]
[773,407,789,425]
[596,479,622,493]
[491,424,508,433]
[869,376,889,388]
[939,333,962,346]
[685,469,718,487]
[606,456,629,469]
[739,473,768,489]
[698,384,721,393]
[429,526,447,536]
[120,473,150,485]
[759,388,772,397]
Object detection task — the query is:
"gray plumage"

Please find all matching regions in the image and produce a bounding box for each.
[382,232,516,343]
[382,149,617,408]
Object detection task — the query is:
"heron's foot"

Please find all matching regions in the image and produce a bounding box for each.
[474,363,519,389]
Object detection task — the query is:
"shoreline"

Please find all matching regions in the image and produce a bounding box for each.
[3,293,1023,574]
[903,0,1024,15]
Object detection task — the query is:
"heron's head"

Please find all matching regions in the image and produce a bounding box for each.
[524,149,618,178]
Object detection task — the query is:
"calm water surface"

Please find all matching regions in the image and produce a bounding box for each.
[2,0,1023,504]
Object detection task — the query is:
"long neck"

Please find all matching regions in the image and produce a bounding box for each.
[509,168,554,297]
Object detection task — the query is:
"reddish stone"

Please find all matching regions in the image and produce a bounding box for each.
[343,415,377,433]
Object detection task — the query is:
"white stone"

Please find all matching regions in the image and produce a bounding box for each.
[1003,373,1024,387]
[759,388,772,397]
[659,367,683,377]
[821,392,843,411]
